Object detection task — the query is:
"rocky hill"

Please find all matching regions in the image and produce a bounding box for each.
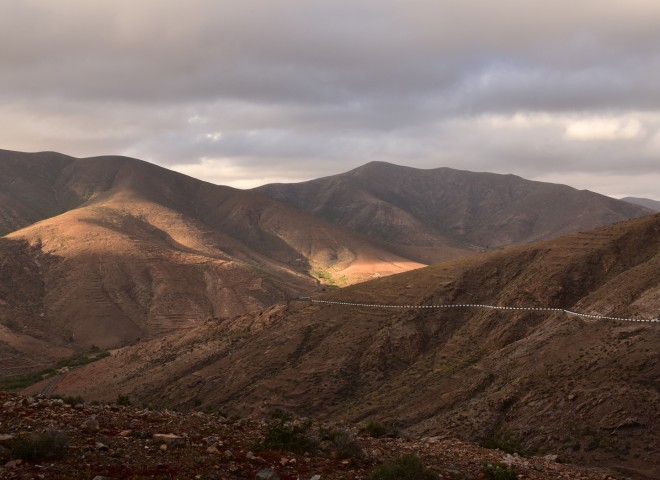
[256,161,652,264]
[0,150,420,369]
[0,392,624,479]
[39,213,660,479]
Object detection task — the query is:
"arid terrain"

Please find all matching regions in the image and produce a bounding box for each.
[0,150,652,373]
[256,161,652,264]
[0,150,421,370]
[0,392,626,480]
[1,151,658,478]
[37,213,660,479]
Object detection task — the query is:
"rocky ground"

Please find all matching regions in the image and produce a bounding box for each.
[0,393,623,480]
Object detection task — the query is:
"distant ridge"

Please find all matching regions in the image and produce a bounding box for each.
[256,161,653,264]
[622,196,660,212]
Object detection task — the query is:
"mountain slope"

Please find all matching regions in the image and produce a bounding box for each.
[47,213,660,478]
[623,196,660,212]
[0,150,421,368]
[256,161,652,264]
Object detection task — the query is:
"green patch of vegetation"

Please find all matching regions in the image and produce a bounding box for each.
[253,413,316,453]
[360,421,399,438]
[319,428,363,460]
[312,269,337,286]
[116,394,131,406]
[0,350,110,392]
[480,428,526,455]
[369,454,439,480]
[11,430,69,462]
[482,461,518,480]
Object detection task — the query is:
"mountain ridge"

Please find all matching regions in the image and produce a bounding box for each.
[256,161,652,264]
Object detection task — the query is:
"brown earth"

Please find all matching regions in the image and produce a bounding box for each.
[40,213,660,479]
[0,150,420,370]
[256,161,652,264]
[0,392,625,479]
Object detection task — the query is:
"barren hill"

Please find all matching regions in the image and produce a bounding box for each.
[256,161,652,264]
[46,213,660,479]
[623,196,660,212]
[0,150,420,370]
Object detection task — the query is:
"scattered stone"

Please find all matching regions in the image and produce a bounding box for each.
[96,442,110,451]
[159,444,168,452]
[544,454,559,462]
[92,476,118,480]
[255,468,280,480]
[81,417,100,433]
[117,430,132,437]
[246,451,258,460]
[4,459,22,468]
[310,475,321,480]
[224,449,234,459]
[568,393,577,401]
[206,446,220,455]
[152,433,187,448]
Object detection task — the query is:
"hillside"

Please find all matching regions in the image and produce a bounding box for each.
[42,213,660,479]
[623,196,660,212]
[0,392,619,480]
[0,150,420,370]
[256,161,652,264]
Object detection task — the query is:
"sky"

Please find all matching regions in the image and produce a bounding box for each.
[1,0,659,199]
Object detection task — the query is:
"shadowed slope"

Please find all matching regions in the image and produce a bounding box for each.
[48,213,660,479]
[256,161,652,264]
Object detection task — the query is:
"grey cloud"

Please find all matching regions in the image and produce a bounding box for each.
[0,0,659,198]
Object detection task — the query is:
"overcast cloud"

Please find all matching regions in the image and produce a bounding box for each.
[1,0,659,198]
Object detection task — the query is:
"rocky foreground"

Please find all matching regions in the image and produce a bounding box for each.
[0,393,623,480]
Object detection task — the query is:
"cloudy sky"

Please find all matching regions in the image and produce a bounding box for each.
[1,0,659,199]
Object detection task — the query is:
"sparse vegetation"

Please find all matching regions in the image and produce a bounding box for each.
[11,430,69,462]
[253,412,316,453]
[361,421,399,438]
[116,394,131,406]
[480,428,525,455]
[482,461,518,480]
[0,350,110,392]
[319,428,363,460]
[368,453,439,480]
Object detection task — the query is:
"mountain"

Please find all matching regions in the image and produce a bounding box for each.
[622,196,660,212]
[43,213,660,479]
[256,161,653,264]
[0,150,421,371]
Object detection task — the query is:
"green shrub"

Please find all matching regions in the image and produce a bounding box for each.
[482,462,518,480]
[12,430,68,462]
[327,430,363,460]
[480,429,525,455]
[369,454,439,480]
[116,394,131,406]
[253,418,316,453]
[361,421,399,438]
[62,395,84,406]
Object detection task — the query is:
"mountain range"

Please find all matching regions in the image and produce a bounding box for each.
[39,212,660,479]
[1,149,658,478]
